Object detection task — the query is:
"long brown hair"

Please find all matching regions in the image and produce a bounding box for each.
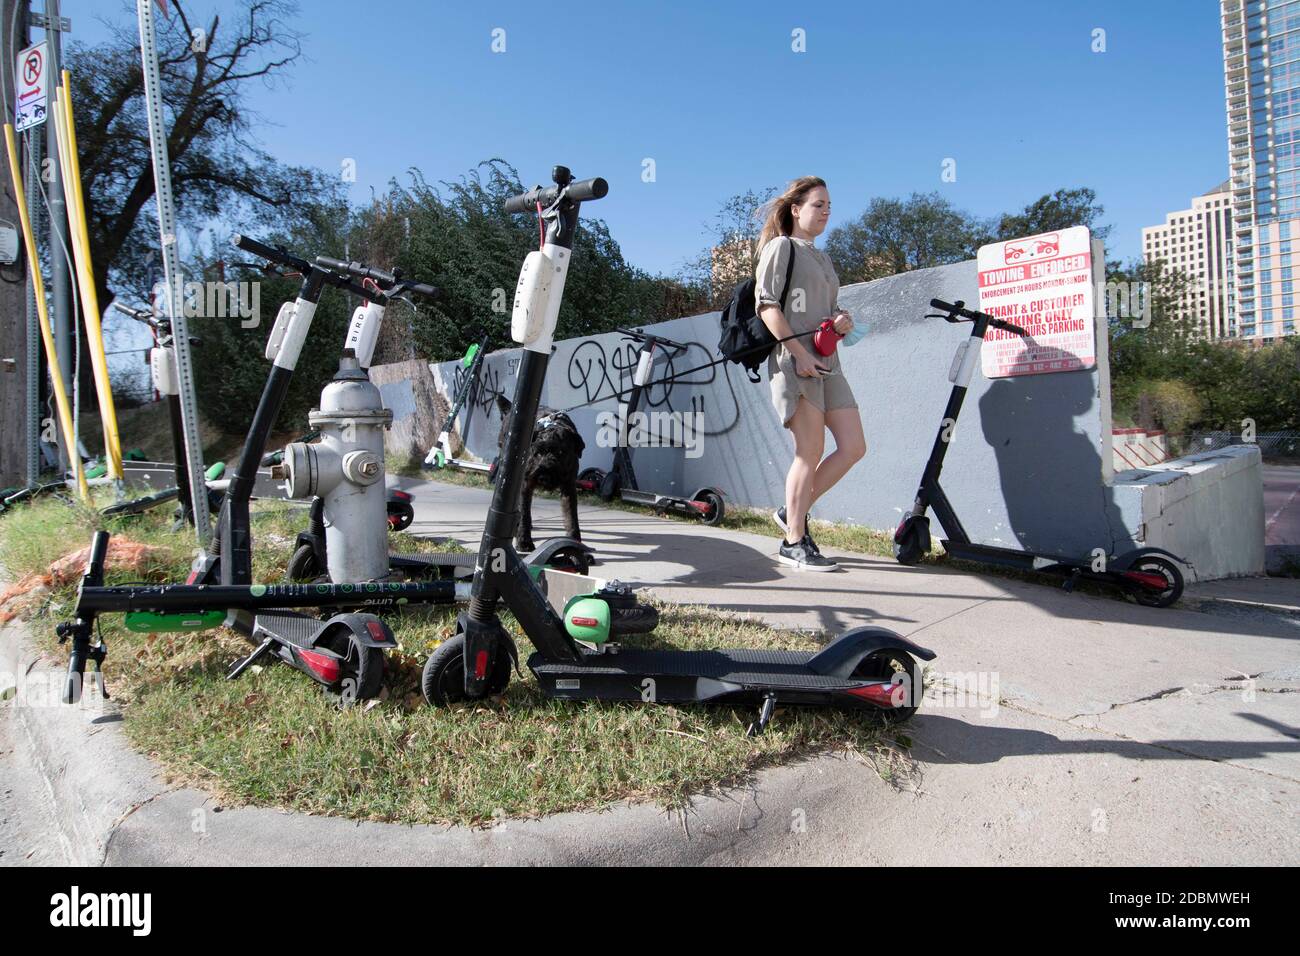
[756,176,827,252]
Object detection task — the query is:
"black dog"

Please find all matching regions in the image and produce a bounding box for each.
[496,394,584,552]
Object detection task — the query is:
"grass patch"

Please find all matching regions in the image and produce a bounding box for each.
[0,490,908,827]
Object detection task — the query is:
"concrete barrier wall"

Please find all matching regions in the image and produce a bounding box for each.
[1112,445,1265,580]
[384,255,1264,581]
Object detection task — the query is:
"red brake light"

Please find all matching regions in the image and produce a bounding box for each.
[298,648,341,683]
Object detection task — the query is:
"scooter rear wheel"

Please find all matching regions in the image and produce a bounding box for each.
[693,489,725,526]
[388,499,415,532]
[322,627,385,702]
[852,649,921,723]
[421,632,512,706]
[610,605,659,635]
[1128,555,1184,608]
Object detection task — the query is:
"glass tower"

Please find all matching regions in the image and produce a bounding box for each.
[1224,0,1300,341]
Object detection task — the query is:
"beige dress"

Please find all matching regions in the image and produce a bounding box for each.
[754,235,858,427]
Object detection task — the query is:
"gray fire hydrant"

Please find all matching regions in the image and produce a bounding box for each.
[282,351,393,583]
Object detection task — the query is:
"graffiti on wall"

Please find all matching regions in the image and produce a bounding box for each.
[564,332,742,437]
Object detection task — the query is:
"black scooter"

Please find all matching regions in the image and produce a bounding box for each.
[419,166,935,734]
[57,237,447,704]
[576,326,726,525]
[892,298,1186,608]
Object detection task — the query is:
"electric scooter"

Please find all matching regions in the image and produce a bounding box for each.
[575,327,726,525]
[58,236,450,704]
[419,166,935,734]
[424,331,494,475]
[892,298,1186,608]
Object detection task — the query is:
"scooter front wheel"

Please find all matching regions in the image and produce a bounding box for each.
[597,470,621,502]
[893,521,927,565]
[421,632,512,706]
[286,544,322,582]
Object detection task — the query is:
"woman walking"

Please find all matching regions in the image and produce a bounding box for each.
[754,176,865,571]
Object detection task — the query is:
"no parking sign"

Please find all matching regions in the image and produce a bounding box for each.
[14,41,48,131]
[976,225,1097,377]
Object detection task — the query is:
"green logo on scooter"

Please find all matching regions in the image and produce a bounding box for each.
[124,609,225,633]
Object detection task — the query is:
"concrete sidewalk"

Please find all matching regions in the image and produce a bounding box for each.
[1,476,1296,865]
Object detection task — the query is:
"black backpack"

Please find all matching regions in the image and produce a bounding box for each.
[718,237,796,382]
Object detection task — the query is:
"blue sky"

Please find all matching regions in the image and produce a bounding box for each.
[70,0,1228,276]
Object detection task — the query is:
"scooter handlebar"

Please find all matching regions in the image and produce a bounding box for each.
[504,176,608,214]
[314,257,440,301]
[928,298,1028,336]
[617,326,689,355]
[231,234,310,274]
[111,301,155,324]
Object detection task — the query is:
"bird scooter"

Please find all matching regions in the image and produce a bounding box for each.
[892,298,1186,607]
[576,326,726,525]
[419,166,934,734]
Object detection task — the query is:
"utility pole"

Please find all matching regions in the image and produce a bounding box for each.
[0,0,31,489]
[41,0,72,471]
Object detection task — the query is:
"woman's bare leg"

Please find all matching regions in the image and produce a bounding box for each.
[809,407,866,506]
[785,398,825,543]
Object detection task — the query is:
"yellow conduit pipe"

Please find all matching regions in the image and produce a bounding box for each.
[3,123,89,500]
[54,74,123,480]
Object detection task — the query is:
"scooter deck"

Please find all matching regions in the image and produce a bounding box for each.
[390,552,477,569]
[251,609,333,650]
[528,648,889,705]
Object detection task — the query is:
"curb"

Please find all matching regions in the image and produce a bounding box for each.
[1,618,885,866]
[1,621,166,866]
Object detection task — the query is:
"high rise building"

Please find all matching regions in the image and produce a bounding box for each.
[1141,183,1235,339]
[1222,0,1300,342]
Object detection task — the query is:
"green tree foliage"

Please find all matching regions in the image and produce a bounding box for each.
[1106,256,1300,433]
[189,160,703,433]
[823,192,986,283]
[992,187,1111,243]
[67,0,314,310]
[678,188,776,308]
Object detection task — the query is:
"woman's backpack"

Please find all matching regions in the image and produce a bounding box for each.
[718,237,796,382]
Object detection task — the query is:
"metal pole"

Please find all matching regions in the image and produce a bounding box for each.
[137,0,209,541]
[23,121,41,483]
[43,0,70,472]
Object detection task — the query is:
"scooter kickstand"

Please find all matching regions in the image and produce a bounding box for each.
[747,692,778,737]
[227,636,276,681]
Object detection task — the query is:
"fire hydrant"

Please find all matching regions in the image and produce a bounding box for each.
[282,351,393,583]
